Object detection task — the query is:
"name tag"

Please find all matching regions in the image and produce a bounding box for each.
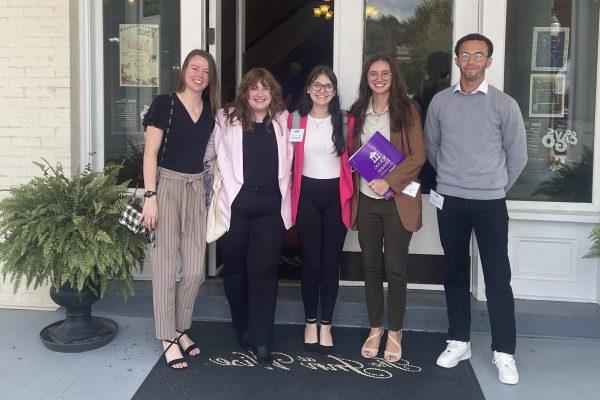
[289,129,304,142]
[429,190,444,210]
[402,181,420,197]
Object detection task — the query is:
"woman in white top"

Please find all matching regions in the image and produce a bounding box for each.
[289,66,354,354]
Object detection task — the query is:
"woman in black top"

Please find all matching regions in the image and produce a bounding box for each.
[141,49,220,369]
[204,68,293,368]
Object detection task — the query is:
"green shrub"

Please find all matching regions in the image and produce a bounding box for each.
[0,160,146,298]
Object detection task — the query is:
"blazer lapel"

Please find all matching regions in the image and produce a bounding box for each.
[232,123,244,183]
[273,116,287,179]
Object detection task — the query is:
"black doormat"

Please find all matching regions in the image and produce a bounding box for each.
[133,321,485,400]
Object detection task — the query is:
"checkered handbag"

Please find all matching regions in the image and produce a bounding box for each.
[119,203,156,246]
[117,93,174,247]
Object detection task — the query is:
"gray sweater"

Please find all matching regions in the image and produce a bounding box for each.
[424,84,527,200]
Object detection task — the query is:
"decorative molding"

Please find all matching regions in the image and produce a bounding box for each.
[512,236,577,282]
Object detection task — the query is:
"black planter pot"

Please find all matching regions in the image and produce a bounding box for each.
[39,284,118,353]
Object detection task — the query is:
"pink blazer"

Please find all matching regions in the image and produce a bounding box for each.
[204,109,294,230]
[289,113,354,229]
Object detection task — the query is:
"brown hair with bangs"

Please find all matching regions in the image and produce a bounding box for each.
[176,49,221,119]
[225,68,286,132]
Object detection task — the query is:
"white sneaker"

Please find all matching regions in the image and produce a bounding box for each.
[436,340,471,368]
[493,351,519,385]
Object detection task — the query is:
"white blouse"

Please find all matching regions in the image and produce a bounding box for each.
[302,115,340,179]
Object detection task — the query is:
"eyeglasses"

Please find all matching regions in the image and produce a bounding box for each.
[310,81,335,93]
[367,71,392,80]
[457,52,488,63]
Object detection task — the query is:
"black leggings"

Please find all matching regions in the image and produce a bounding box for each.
[296,176,347,324]
[221,188,285,346]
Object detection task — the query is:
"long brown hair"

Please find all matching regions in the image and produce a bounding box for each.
[225,68,286,132]
[349,54,416,151]
[176,49,221,118]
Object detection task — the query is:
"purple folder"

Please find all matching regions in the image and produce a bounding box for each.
[349,131,405,199]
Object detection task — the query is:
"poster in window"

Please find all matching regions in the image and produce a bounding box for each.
[529,73,565,118]
[119,24,159,87]
[531,27,569,72]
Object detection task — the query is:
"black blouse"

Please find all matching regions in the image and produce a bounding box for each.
[143,93,215,174]
[242,121,279,192]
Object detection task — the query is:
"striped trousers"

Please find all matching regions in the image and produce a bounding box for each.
[150,167,207,340]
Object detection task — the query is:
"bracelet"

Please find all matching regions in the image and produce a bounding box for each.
[143,190,157,198]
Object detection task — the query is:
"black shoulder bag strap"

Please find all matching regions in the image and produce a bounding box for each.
[129,93,175,203]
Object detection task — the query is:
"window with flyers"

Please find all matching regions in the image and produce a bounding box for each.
[102,0,181,187]
[504,0,599,203]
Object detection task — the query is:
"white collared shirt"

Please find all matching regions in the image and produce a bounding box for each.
[453,79,489,95]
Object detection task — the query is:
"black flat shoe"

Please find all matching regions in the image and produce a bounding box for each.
[319,344,335,356]
[303,342,319,352]
[254,345,273,369]
[236,329,254,353]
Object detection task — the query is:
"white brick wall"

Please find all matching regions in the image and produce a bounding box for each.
[0,0,73,191]
[0,1,75,309]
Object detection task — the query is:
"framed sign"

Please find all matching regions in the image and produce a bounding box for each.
[529,73,566,118]
[531,27,569,71]
[119,24,160,87]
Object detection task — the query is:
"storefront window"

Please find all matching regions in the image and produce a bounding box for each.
[505,0,599,202]
[363,0,453,97]
[102,0,180,186]
[363,0,453,192]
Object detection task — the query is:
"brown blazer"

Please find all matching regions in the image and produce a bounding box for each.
[350,102,426,232]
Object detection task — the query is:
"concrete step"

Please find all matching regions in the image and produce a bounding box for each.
[94,279,600,340]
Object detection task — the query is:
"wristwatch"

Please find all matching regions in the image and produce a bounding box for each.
[144,190,157,198]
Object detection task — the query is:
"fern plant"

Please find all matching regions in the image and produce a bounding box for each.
[0,159,146,298]
[584,225,600,260]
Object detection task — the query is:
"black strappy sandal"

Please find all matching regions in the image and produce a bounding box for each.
[176,329,200,356]
[162,339,187,369]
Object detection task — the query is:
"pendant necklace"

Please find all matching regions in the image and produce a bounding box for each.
[310,114,330,130]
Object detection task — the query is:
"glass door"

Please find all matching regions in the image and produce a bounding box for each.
[207,0,481,285]
[101,0,181,186]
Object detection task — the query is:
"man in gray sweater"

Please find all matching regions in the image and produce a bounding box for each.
[424,33,527,385]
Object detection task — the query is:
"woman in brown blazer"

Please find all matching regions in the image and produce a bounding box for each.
[349,54,426,363]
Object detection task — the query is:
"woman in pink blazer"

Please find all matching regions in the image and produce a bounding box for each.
[204,68,293,368]
[289,66,353,354]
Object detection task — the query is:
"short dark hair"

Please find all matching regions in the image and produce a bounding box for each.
[454,33,494,57]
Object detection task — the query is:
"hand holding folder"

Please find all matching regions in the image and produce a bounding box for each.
[348,132,405,199]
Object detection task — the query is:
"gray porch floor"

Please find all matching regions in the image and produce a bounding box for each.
[1,280,599,400]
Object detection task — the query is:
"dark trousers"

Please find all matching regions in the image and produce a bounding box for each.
[296,176,347,324]
[357,193,412,331]
[437,195,516,354]
[221,188,285,346]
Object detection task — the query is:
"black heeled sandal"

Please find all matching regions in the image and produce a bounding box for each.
[162,339,187,369]
[303,318,319,352]
[176,329,200,356]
